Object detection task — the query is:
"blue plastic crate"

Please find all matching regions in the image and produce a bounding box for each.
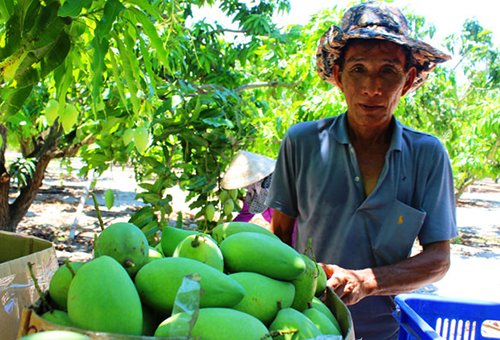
[394,293,500,339]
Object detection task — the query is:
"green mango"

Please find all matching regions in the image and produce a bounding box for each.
[211,221,279,243]
[48,261,84,309]
[291,254,318,311]
[160,226,200,256]
[303,307,342,336]
[311,296,342,332]
[135,257,245,314]
[67,256,143,335]
[21,331,90,340]
[229,272,296,325]
[94,222,149,276]
[219,232,306,281]
[268,307,322,340]
[172,234,224,271]
[40,309,73,327]
[155,308,269,340]
[315,262,328,296]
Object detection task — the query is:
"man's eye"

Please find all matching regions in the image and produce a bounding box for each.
[381,67,397,74]
[351,66,364,73]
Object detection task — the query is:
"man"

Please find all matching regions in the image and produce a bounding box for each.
[265,2,457,339]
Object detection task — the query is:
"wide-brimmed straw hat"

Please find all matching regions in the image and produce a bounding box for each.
[220,151,276,190]
[316,1,451,91]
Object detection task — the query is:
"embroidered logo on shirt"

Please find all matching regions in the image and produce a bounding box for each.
[398,215,404,224]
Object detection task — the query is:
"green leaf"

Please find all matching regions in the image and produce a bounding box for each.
[127,8,169,67]
[115,33,141,114]
[0,0,15,23]
[107,50,129,110]
[125,0,161,21]
[95,0,124,42]
[40,31,71,78]
[104,189,115,210]
[58,0,84,17]
[137,34,157,97]
[138,182,155,191]
[0,85,33,117]
[54,57,73,102]
[201,117,234,128]
[90,37,109,108]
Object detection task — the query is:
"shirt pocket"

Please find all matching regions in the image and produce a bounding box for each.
[372,200,426,266]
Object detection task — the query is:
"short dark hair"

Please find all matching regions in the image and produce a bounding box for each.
[337,39,415,72]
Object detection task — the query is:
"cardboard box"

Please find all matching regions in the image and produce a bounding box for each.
[0,231,59,340]
[18,288,355,339]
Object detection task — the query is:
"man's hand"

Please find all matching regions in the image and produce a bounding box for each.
[320,263,375,305]
[319,240,451,305]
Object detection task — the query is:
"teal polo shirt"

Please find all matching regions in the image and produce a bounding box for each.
[266,113,457,339]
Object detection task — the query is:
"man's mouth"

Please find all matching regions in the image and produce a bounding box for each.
[360,103,384,110]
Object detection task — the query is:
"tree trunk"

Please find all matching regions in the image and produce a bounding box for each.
[0,121,95,232]
[6,155,52,231]
[0,124,12,231]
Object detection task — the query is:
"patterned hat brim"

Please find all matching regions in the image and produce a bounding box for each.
[316,25,452,91]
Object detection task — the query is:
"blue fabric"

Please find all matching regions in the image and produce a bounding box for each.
[265,113,457,339]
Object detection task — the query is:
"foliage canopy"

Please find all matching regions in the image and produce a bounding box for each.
[0,0,498,233]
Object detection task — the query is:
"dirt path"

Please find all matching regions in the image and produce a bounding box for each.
[13,158,500,302]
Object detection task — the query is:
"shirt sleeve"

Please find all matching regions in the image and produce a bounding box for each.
[265,130,299,218]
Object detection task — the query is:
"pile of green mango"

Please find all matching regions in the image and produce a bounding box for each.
[40,220,344,339]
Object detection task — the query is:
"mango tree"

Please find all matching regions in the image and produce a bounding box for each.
[0,0,292,232]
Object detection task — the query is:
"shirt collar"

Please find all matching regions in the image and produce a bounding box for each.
[331,112,404,151]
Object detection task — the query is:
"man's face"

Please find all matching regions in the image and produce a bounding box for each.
[333,40,416,131]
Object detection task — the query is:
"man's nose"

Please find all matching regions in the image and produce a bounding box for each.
[362,75,383,96]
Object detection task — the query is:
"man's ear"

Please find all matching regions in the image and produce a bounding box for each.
[402,67,417,95]
[331,65,343,90]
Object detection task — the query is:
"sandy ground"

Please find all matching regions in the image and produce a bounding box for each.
[13,157,500,306]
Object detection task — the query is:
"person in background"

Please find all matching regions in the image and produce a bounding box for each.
[265,2,457,339]
[220,150,275,224]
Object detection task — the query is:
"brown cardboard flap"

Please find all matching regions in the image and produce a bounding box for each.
[0,231,53,264]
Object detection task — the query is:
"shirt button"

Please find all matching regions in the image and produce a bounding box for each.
[354,176,360,182]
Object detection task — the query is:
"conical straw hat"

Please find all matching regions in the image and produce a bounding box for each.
[220,150,276,190]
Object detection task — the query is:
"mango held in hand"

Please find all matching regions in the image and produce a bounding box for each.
[94,222,148,276]
[67,256,143,335]
[160,225,200,256]
[135,257,245,314]
[172,234,224,271]
[291,254,318,311]
[269,307,322,340]
[211,221,279,243]
[155,308,269,340]
[220,231,306,280]
[229,271,296,325]
[49,261,84,309]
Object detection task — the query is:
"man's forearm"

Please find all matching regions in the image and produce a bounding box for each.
[270,209,295,246]
[363,240,451,297]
